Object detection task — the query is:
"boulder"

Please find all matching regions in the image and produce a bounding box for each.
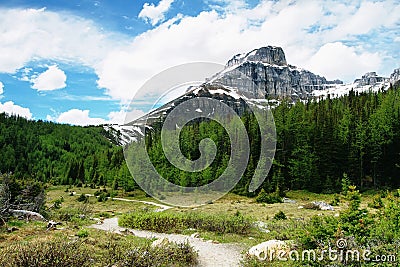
[10,209,45,221]
[283,197,296,204]
[248,240,288,261]
[312,201,334,211]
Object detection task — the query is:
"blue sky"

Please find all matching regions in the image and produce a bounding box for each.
[0,0,399,125]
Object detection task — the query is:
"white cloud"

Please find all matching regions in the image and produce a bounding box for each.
[31,65,67,91]
[0,7,120,73]
[47,108,145,126]
[0,101,32,119]
[139,0,175,26]
[305,42,381,82]
[1,1,400,106]
[326,1,400,41]
[0,81,3,95]
[207,0,247,13]
[49,109,106,126]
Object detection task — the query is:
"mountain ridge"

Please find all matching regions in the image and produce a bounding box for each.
[108,46,400,145]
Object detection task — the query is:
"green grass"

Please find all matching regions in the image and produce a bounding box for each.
[4,186,398,267]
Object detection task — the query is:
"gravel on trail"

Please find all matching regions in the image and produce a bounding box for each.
[90,217,244,267]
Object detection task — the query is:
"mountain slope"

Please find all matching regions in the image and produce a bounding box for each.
[111,46,400,144]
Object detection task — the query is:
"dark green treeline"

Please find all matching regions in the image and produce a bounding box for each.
[1,84,399,194]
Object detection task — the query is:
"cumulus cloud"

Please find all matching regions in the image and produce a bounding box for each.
[1,1,400,106]
[0,7,119,73]
[48,109,106,126]
[305,42,381,82]
[0,81,3,95]
[138,0,175,25]
[31,65,67,91]
[0,101,32,119]
[47,108,145,126]
[326,1,400,41]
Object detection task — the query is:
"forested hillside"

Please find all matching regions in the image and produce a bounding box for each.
[0,115,134,190]
[1,83,400,195]
[144,84,400,195]
[270,84,400,193]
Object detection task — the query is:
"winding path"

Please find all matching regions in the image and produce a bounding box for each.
[80,193,172,212]
[90,217,243,267]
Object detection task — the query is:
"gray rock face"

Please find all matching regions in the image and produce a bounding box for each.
[390,68,400,85]
[354,72,388,87]
[214,46,343,100]
[227,46,287,67]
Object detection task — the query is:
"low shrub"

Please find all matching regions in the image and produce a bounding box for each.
[298,215,338,249]
[329,194,340,206]
[0,234,198,267]
[256,189,282,204]
[120,241,198,267]
[273,211,287,220]
[77,194,88,203]
[97,192,109,202]
[368,195,384,209]
[0,238,92,267]
[76,229,89,238]
[119,211,252,235]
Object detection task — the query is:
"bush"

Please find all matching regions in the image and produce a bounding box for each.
[256,189,282,204]
[329,194,340,206]
[0,234,198,267]
[119,211,252,235]
[298,215,338,249]
[368,195,384,209]
[97,192,109,202]
[120,241,198,267]
[0,238,92,267]
[273,211,287,220]
[77,194,88,203]
[76,229,89,238]
[394,189,400,197]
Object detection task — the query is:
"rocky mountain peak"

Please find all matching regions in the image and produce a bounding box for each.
[227,46,287,67]
[215,46,342,100]
[390,68,400,85]
[354,72,388,87]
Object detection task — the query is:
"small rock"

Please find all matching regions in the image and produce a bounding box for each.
[212,240,220,244]
[121,228,135,236]
[46,220,62,230]
[311,201,334,211]
[283,197,296,204]
[191,232,200,238]
[254,221,270,233]
[7,227,19,233]
[298,206,304,209]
